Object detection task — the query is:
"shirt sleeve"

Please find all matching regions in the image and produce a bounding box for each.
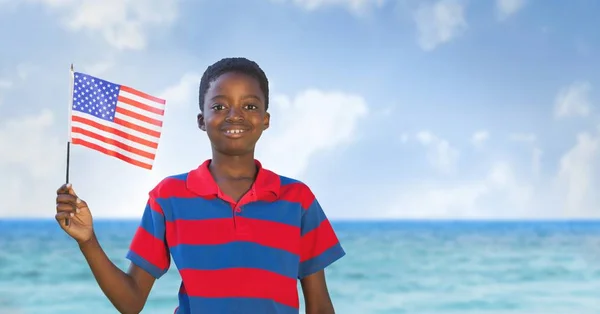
[125,193,171,279]
[298,196,345,279]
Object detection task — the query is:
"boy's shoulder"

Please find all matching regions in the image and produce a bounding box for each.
[272,172,319,208]
[147,171,191,199]
[277,173,303,187]
[264,167,310,191]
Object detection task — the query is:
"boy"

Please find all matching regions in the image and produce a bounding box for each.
[55,57,345,314]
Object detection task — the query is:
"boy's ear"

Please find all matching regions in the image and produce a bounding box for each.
[263,112,270,130]
[197,113,206,131]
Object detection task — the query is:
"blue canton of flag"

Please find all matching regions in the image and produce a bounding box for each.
[72,73,119,122]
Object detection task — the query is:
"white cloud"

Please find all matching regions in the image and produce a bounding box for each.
[0,109,64,218]
[23,0,180,50]
[556,132,599,217]
[386,182,489,218]
[471,130,489,147]
[415,131,460,174]
[413,0,467,51]
[258,89,368,177]
[384,129,600,219]
[554,81,593,119]
[0,109,62,178]
[272,0,386,14]
[496,0,526,20]
[487,162,534,206]
[158,73,202,109]
[385,161,534,218]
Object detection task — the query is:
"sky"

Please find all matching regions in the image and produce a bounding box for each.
[0,0,598,219]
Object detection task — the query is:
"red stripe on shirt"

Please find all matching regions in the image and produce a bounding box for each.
[129,226,169,271]
[300,218,339,262]
[180,268,299,309]
[166,217,301,255]
[278,182,315,210]
[148,197,164,215]
[154,176,215,199]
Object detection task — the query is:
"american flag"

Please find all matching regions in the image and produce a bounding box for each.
[69,72,166,170]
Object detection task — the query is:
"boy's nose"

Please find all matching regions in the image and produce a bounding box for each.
[226,105,244,121]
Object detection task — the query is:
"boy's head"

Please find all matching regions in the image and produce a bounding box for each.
[198,57,269,112]
[197,57,271,157]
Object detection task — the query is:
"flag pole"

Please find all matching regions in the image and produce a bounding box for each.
[65,63,74,226]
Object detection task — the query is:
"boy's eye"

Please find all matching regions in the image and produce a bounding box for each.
[245,104,258,110]
[211,103,226,111]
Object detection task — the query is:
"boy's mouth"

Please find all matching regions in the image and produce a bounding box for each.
[222,128,249,138]
[225,129,246,134]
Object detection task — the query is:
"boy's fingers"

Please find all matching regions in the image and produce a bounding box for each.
[56,199,86,214]
[56,202,76,213]
[56,183,78,196]
[74,197,90,214]
[55,211,74,219]
[56,183,70,195]
[67,184,78,196]
[56,193,88,214]
[56,194,77,205]
[56,194,78,213]
[55,212,74,227]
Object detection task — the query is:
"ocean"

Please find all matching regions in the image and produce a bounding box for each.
[1,220,600,314]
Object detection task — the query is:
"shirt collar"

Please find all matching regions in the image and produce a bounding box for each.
[186,159,280,198]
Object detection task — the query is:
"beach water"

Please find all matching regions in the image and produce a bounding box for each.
[1,220,600,313]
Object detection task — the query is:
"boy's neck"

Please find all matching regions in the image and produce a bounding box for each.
[209,153,258,180]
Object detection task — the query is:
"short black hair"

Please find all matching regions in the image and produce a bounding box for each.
[198,57,269,112]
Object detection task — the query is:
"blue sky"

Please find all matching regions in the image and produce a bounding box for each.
[0,0,598,219]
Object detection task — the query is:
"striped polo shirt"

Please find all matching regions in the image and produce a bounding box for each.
[126,159,346,313]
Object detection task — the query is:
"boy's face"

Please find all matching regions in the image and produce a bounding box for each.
[197,72,270,156]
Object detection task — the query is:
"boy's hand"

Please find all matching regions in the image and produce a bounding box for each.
[55,183,95,245]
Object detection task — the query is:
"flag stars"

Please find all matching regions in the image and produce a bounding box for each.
[71,73,119,122]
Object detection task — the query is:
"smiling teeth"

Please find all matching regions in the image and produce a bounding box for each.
[226,130,245,134]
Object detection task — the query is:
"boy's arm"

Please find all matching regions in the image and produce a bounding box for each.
[79,237,157,314]
[78,189,170,314]
[300,270,335,314]
[56,184,163,314]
